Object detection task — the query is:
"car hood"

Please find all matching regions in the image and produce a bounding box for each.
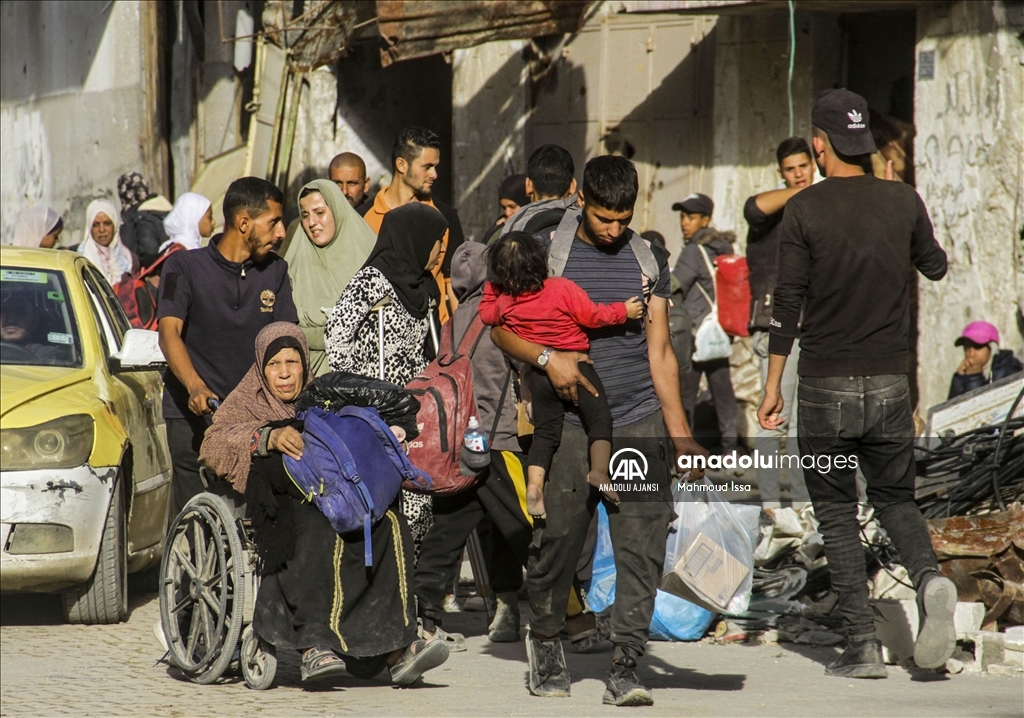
[0,364,93,420]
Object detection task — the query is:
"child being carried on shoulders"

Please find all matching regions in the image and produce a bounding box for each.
[479,231,643,518]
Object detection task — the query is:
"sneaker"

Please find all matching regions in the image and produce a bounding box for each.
[824,639,887,679]
[570,612,613,654]
[915,572,957,669]
[603,649,653,706]
[390,638,450,686]
[488,592,521,643]
[442,593,462,613]
[526,630,570,697]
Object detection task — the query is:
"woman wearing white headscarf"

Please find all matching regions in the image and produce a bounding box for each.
[162,192,214,253]
[12,206,63,248]
[77,199,138,287]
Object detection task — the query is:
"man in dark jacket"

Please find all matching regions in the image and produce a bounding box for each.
[758,89,956,679]
[672,193,740,453]
[745,138,814,507]
[947,321,1023,399]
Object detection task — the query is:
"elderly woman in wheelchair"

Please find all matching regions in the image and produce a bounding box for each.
[161,322,448,688]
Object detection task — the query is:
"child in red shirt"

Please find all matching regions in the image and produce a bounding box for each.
[480,231,643,518]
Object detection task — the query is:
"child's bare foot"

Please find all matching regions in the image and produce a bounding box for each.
[527,483,546,519]
[587,471,619,504]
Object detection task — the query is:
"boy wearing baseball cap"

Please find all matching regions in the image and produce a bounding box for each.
[948,321,1023,399]
[758,88,956,679]
[671,193,742,455]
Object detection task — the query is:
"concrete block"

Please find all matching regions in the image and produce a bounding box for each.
[960,630,1006,671]
[1005,626,1024,652]
[873,600,987,664]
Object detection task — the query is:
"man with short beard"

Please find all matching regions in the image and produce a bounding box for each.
[329,151,372,212]
[363,127,465,324]
[158,177,298,513]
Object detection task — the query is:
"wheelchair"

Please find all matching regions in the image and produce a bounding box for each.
[158,469,277,689]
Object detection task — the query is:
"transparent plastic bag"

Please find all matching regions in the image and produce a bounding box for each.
[661,481,760,614]
[586,504,717,641]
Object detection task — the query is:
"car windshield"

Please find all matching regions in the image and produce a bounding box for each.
[1,267,83,368]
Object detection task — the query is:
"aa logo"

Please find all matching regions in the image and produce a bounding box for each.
[609,448,648,482]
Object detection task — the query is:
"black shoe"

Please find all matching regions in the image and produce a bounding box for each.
[603,649,653,706]
[825,639,887,679]
[526,630,570,697]
[915,572,957,669]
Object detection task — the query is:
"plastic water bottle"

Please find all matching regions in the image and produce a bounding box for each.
[461,416,490,471]
[463,416,488,452]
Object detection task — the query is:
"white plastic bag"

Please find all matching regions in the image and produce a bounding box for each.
[690,245,731,362]
[692,307,732,362]
[661,480,760,614]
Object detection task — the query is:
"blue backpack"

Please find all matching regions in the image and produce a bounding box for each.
[283,405,431,566]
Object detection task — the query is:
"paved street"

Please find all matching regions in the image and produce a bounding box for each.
[1,586,1020,718]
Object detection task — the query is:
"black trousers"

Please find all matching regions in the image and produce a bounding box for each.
[798,374,938,641]
[166,416,210,516]
[414,451,532,627]
[527,410,673,656]
[680,356,738,449]
[529,362,612,473]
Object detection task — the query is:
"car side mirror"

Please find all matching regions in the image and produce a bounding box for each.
[110,328,165,372]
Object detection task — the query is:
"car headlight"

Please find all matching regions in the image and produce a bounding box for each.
[0,415,94,470]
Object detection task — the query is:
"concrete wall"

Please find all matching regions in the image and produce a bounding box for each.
[452,40,530,242]
[0,0,148,244]
[913,0,1024,412]
[288,44,454,212]
[710,11,843,243]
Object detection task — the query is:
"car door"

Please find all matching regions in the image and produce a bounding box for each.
[79,264,171,558]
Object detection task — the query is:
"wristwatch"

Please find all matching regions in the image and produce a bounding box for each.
[537,347,553,368]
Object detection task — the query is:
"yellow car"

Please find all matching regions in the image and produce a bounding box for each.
[1,247,171,623]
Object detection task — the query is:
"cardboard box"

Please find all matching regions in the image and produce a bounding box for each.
[659,532,750,612]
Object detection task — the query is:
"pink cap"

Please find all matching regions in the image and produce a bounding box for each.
[955,321,999,347]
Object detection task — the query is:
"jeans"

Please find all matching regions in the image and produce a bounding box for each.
[797,374,938,641]
[681,358,738,449]
[527,410,674,656]
[753,332,809,506]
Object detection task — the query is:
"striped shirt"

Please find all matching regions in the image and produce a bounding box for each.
[558,234,671,427]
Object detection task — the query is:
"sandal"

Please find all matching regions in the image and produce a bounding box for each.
[301,646,346,683]
[418,619,467,652]
[390,638,450,686]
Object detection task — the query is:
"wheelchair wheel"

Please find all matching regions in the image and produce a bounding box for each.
[241,624,277,690]
[159,493,245,684]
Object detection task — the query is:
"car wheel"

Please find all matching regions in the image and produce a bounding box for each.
[63,473,128,624]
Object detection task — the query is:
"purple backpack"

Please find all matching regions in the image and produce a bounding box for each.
[283,405,430,566]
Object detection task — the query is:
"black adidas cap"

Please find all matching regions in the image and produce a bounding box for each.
[811,88,877,156]
[672,193,714,216]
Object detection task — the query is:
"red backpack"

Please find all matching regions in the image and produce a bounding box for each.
[113,244,183,330]
[714,254,752,337]
[404,316,487,494]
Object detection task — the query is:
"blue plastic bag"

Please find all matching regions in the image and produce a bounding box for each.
[585,504,716,641]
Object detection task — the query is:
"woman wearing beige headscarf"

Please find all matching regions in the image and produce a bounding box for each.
[284,178,377,375]
[76,199,138,286]
[199,322,449,685]
[12,206,63,248]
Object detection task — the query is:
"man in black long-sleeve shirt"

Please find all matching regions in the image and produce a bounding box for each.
[757,89,957,679]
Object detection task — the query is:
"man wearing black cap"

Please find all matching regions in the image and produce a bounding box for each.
[672,193,741,454]
[758,89,954,678]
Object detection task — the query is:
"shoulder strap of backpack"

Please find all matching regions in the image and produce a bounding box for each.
[696,244,717,309]
[502,194,579,238]
[454,314,487,358]
[626,231,662,302]
[546,204,583,278]
[488,368,513,445]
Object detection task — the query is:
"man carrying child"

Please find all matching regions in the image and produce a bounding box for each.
[492,155,707,707]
